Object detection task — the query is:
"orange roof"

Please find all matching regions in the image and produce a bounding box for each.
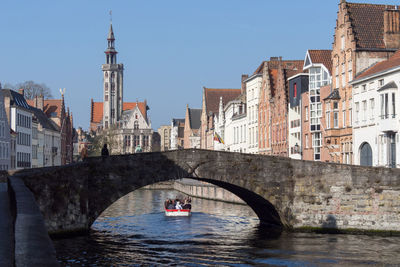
[355,49,400,80]
[90,101,147,124]
[204,88,241,114]
[308,50,332,74]
[345,3,399,50]
[27,99,64,118]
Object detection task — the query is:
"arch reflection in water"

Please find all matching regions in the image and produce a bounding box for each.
[54,189,400,266]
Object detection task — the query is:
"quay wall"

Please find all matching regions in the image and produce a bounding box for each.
[173,179,245,204]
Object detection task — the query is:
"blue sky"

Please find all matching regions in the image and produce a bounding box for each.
[1,0,399,130]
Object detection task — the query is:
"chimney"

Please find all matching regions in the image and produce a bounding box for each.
[241,74,249,94]
[18,88,24,97]
[37,94,44,111]
[384,8,400,49]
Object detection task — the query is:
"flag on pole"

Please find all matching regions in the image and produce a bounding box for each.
[214,132,224,144]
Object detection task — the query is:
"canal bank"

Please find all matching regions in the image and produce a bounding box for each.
[144,178,245,204]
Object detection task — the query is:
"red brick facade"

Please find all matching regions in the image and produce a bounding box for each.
[322,0,400,164]
[258,58,303,156]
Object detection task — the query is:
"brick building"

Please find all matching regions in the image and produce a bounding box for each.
[258,57,303,156]
[325,0,400,164]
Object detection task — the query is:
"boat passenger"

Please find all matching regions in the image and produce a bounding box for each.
[182,198,191,210]
[167,200,175,209]
[175,201,183,210]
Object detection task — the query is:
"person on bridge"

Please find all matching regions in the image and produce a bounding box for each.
[80,145,88,161]
[101,144,109,157]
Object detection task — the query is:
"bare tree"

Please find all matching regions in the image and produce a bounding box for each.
[3,81,53,99]
[88,126,119,156]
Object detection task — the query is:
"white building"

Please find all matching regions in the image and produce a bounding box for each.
[287,73,309,160]
[31,107,61,168]
[90,23,154,153]
[351,50,400,168]
[170,118,185,150]
[245,70,262,154]
[0,90,11,170]
[223,96,247,153]
[3,89,32,169]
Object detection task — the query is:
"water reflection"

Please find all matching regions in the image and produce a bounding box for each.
[54,189,400,266]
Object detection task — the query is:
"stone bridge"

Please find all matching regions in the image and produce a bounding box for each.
[10,149,400,235]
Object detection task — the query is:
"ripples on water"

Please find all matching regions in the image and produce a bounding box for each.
[54,189,400,266]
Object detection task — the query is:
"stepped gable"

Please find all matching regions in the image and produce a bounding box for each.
[355,49,400,80]
[346,2,397,49]
[308,50,332,73]
[204,88,241,115]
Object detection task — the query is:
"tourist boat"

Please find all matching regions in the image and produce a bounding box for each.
[164,208,191,216]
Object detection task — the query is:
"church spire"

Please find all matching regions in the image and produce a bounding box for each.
[105,22,117,64]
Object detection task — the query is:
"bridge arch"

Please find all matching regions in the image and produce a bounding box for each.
[14,149,400,235]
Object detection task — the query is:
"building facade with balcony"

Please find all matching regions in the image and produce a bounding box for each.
[327,0,400,164]
[351,50,400,168]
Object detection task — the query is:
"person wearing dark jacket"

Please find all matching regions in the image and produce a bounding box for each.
[101,144,109,156]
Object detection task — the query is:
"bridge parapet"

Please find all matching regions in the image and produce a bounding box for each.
[9,149,400,235]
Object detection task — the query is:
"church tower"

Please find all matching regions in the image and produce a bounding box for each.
[102,23,124,128]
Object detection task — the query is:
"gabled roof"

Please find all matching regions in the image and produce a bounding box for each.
[2,89,31,110]
[90,101,147,124]
[324,89,341,101]
[354,49,400,81]
[30,107,59,132]
[204,88,241,115]
[345,2,398,49]
[188,108,201,130]
[378,81,398,91]
[305,50,332,74]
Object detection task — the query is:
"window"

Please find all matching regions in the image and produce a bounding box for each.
[313,132,321,160]
[381,93,389,119]
[362,100,367,121]
[341,63,346,88]
[392,93,396,118]
[379,79,384,87]
[362,84,367,92]
[333,102,338,110]
[334,111,339,128]
[341,35,345,50]
[355,102,359,123]
[343,110,346,127]
[326,111,331,129]
[134,121,139,130]
[305,106,309,121]
[370,99,375,119]
[305,134,309,148]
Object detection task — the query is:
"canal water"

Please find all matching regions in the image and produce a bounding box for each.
[54,189,400,266]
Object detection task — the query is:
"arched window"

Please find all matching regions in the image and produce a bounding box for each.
[360,142,372,166]
[105,72,108,78]
[134,121,139,130]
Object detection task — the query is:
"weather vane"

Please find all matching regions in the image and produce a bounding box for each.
[110,10,112,23]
